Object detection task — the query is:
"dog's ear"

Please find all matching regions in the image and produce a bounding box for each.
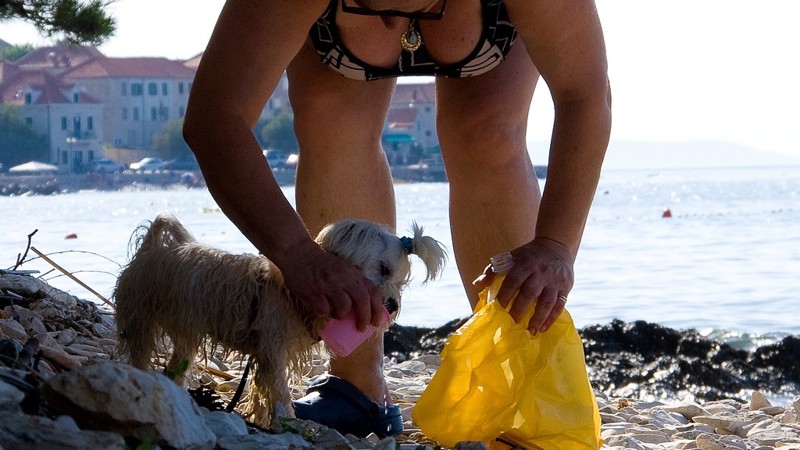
[407,222,447,282]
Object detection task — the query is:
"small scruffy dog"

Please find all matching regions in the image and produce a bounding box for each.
[114,213,445,427]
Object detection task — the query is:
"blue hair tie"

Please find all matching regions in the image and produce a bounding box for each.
[399,236,414,254]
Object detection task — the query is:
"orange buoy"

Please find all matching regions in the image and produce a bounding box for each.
[65,233,78,239]
[662,209,672,218]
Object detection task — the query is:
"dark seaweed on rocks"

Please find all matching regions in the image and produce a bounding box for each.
[385,318,800,402]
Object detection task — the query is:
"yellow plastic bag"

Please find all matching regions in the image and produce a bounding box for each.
[412,273,601,449]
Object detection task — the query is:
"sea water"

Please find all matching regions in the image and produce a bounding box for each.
[2,166,799,342]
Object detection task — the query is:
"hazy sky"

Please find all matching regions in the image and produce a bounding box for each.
[2,0,799,161]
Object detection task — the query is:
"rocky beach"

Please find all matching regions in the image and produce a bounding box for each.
[1,271,799,449]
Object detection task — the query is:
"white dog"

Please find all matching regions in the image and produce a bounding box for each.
[114,213,445,427]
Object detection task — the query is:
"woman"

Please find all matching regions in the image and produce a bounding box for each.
[184,0,611,437]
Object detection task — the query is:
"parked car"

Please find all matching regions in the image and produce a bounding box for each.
[162,156,200,172]
[129,157,165,172]
[86,158,124,173]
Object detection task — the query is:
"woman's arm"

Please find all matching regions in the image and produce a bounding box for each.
[183,0,385,328]
[499,0,612,332]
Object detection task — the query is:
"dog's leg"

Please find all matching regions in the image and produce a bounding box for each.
[118,302,159,370]
[165,334,198,385]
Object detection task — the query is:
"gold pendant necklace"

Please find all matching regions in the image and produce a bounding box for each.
[400,19,422,52]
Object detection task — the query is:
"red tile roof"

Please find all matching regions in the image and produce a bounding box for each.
[63,56,196,79]
[15,45,105,71]
[387,108,418,129]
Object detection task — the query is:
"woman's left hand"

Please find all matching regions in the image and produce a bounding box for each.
[474,237,575,334]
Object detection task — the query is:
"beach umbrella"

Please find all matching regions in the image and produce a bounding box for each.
[8,161,59,173]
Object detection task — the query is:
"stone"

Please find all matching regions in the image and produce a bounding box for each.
[0,411,125,449]
[696,433,748,450]
[43,361,216,449]
[751,392,773,411]
[0,378,24,410]
[217,432,313,449]
[203,410,248,439]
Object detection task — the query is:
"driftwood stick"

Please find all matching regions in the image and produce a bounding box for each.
[29,247,114,309]
[12,229,38,270]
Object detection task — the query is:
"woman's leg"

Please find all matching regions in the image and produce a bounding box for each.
[436,42,541,308]
[287,39,397,403]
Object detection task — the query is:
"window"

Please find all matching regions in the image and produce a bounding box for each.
[61,117,68,130]
[151,107,158,121]
[148,82,158,96]
[121,82,127,96]
[131,83,143,96]
[122,107,128,120]
[61,150,68,165]
[133,107,140,121]
[87,117,94,130]
[178,82,185,94]
[24,93,32,104]
[179,106,185,118]
[25,117,33,127]
[162,83,168,95]
[73,93,80,103]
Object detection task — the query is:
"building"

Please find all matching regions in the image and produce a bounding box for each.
[0,45,292,173]
[1,44,438,173]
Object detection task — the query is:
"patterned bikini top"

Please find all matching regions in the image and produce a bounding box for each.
[309,0,518,81]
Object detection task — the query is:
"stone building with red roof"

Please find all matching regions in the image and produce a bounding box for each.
[0,44,290,173]
[1,44,437,173]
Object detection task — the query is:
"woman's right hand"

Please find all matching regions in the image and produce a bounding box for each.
[279,239,385,331]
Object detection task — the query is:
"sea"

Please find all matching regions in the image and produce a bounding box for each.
[2,165,799,347]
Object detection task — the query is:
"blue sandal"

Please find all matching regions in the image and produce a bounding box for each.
[293,375,403,438]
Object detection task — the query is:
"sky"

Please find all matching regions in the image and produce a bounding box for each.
[2,0,799,165]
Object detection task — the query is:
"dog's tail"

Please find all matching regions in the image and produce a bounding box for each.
[127,212,195,257]
[407,221,447,282]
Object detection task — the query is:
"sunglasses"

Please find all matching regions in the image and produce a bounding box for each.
[341,0,446,20]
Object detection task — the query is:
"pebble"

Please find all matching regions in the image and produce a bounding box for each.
[1,273,800,449]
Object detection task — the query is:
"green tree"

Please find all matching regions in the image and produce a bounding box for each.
[0,0,115,45]
[0,105,49,168]
[0,43,34,61]
[151,118,192,160]
[259,110,299,152]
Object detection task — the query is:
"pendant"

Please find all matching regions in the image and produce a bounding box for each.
[400,20,422,52]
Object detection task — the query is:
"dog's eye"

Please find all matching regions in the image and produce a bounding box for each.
[380,264,391,278]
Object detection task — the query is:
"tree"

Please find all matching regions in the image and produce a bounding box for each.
[0,0,115,45]
[151,118,192,160]
[0,43,34,61]
[259,110,299,152]
[0,105,49,168]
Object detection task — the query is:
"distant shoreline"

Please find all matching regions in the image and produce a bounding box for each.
[0,164,549,196]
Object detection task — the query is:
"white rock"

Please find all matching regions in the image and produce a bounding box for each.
[0,411,124,449]
[604,434,647,449]
[696,433,748,450]
[750,392,773,411]
[664,403,710,420]
[217,431,313,449]
[0,319,27,340]
[203,410,248,439]
[43,361,216,449]
[0,378,25,410]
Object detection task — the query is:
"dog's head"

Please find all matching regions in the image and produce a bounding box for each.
[315,219,446,320]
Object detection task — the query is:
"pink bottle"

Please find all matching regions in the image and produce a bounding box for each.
[320,305,390,357]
